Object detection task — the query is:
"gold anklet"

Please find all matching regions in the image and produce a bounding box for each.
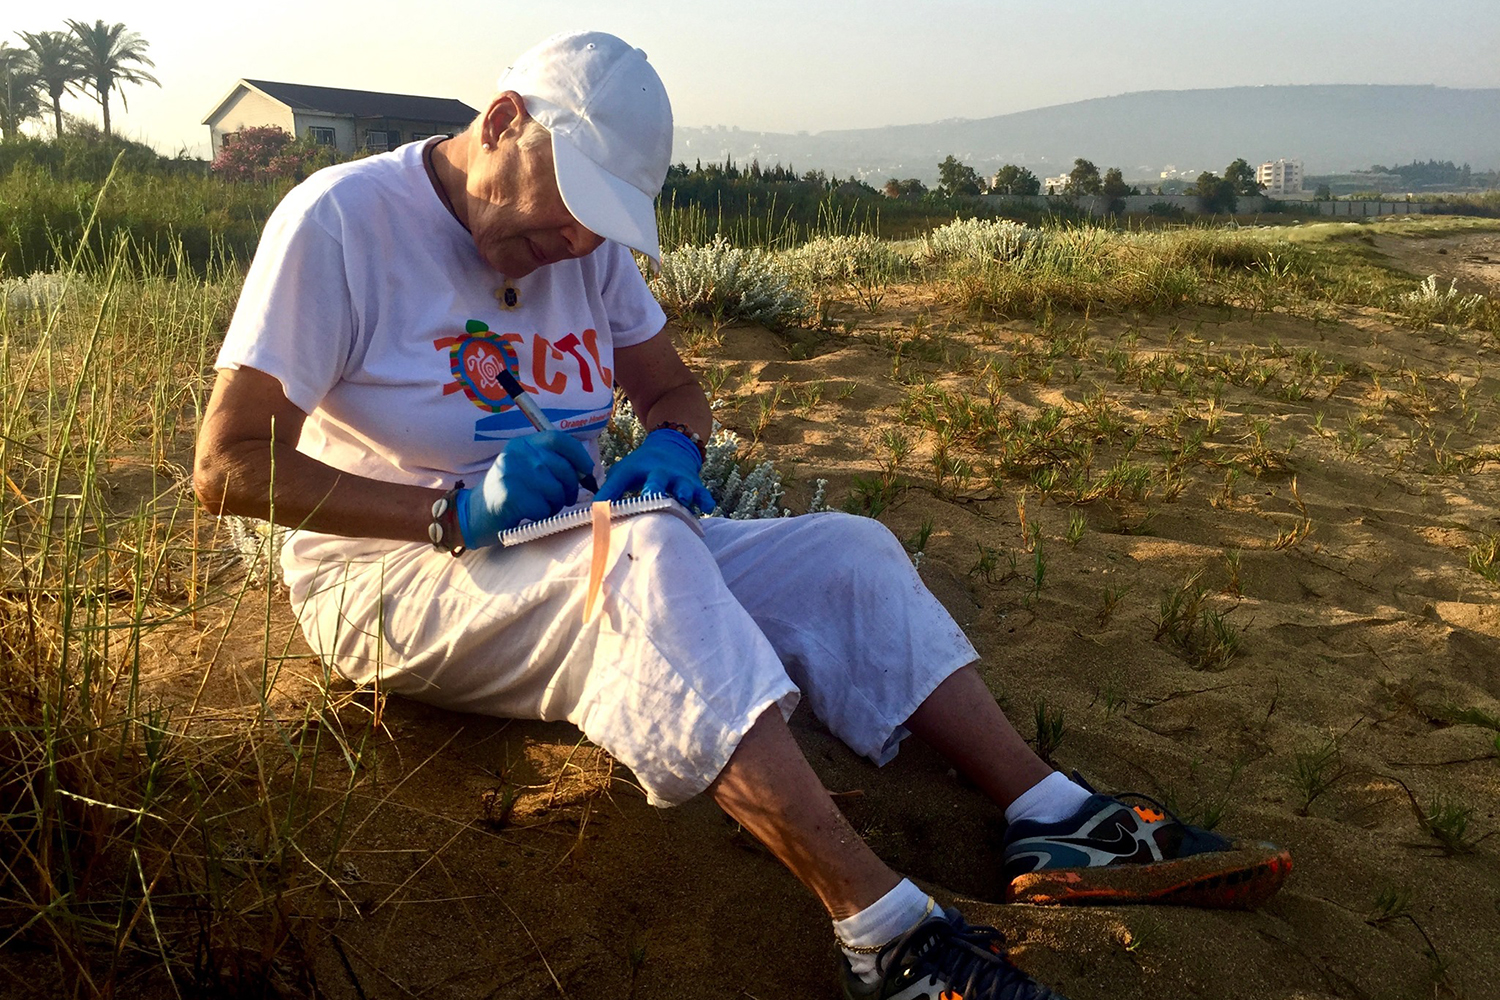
[835,894,935,954]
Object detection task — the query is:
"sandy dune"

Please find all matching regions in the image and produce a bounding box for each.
[157,232,1500,1000]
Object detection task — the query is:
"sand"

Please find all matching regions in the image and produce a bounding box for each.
[148,231,1500,1000]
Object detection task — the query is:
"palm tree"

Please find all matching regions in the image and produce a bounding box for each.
[18,30,82,140]
[65,20,158,139]
[0,42,42,142]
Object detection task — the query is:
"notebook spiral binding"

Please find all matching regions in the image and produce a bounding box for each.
[499,492,703,547]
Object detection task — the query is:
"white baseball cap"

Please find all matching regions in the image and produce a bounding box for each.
[499,30,672,267]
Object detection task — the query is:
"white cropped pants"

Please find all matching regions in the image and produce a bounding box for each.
[283,512,977,806]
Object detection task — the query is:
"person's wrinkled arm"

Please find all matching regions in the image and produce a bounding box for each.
[612,331,711,441]
[193,365,442,542]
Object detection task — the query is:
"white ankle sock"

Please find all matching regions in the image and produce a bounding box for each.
[1005,771,1094,826]
[834,878,942,985]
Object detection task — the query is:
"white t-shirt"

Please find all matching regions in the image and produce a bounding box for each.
[216,139,666,490]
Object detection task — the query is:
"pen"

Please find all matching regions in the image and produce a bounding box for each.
[494,367,601,494]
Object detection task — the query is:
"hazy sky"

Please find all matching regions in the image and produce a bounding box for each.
[18,0,1500,157]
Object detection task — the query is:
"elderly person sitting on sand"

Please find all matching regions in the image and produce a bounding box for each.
[193,30,1290,1000]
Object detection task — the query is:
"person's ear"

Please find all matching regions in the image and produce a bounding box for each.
[481,92,530,150]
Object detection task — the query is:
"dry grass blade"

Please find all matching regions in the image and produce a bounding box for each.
[502,898,568,998]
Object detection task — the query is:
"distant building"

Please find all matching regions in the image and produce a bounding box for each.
[1044,174,1070,194]
[1258,159,1305,196]
[202,79,478,157]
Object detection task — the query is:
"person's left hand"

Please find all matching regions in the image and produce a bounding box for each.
[595,427,715,513]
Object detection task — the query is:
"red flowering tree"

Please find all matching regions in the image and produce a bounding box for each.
[211,125,335,181]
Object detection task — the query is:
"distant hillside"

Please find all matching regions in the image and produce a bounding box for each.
[674,85,1500,184]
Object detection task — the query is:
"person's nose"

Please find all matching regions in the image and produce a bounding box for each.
[562,221,604,258]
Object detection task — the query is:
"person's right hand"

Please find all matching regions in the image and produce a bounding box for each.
[455,431,595,547]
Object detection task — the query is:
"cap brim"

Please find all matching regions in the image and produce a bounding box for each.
[551,132,662,270]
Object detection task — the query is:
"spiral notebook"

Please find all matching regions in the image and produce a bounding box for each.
[499,493,704,547]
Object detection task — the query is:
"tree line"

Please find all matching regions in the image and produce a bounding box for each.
[883,156,1046,199]
[894,153,1267,214]
[0,20,157,141]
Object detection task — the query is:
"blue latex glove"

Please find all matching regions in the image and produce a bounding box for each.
[595,428,715,513]
[455,431,596,547]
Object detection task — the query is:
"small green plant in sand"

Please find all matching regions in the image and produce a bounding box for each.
[1065,510,1087,547]
[842,474,901,518]
[1157,758,1244,832]
[1033,699,1068,763]
[1026,539,1048,604]
[1269,479,1313,551]
[1418,795,1487,855]
[1154,573,1206,642]
[1439,704,1500,735]
[1121,916,1159,955]
[1291,735,1348,815]
[1097,583,1130,626]
[1213,468,1241,509]
[702,362,734,400]
[1365,885,1449,985]
[627,939,649,978]
[678,312,725,353]
[1154,573,1242,669]
[1367,884,1414,925]
[878,427,912,483]
[1195,608,1242,669]
[1221,548,1243,597]
[969,543,1002,584]
[1093,675,1129,719]
[904,517,935,569]
[793,379,825,416]
[750,384,785,447]
[1468,533,1500,582]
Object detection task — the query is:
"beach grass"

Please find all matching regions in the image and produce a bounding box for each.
[3,160,1499,997]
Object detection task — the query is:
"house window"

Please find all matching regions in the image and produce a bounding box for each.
[220,131,237,148]
[308,126,336,146]
[363,130,393,151]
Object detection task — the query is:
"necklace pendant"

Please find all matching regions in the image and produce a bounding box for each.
[494,282,519,310]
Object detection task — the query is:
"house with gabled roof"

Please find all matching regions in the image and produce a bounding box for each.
[202,79,478,157]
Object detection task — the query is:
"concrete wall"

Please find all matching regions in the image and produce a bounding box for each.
[979,193,1268,216]
[1269,199,1426,217]
[981,195,1051,210]
[978,192,1434,218]
[206,86,295,156]
[1119,194,1270,214]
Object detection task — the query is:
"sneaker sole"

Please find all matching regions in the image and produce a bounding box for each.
[1006,842,1292,909]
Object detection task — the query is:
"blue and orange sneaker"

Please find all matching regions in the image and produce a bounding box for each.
[1002,786,1291,909]
[839,907,1067,1000]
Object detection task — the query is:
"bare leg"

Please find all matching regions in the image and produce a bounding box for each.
[903,664,1053,810]
[709,706,901,920]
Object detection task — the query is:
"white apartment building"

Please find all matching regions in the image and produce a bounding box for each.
[1258,159,1305,196]
[1044,174,1071,194]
